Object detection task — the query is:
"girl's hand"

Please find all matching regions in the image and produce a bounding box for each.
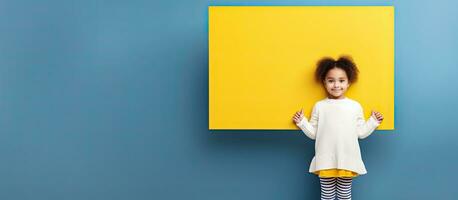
[371,110,384,124]
[292,108,304,124]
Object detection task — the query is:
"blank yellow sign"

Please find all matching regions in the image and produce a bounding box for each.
[209,6,394,130]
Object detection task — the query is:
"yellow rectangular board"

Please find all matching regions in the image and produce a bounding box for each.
[209,6,394,130]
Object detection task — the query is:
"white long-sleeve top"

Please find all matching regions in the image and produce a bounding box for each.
[295,97,380,175]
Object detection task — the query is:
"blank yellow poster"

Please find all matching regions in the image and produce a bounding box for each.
[209,6,394,130]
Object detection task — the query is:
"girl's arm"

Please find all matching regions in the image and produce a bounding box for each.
[295,105,318,140]
[356,106,380,139]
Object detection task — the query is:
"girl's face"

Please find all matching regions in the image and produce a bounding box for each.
[323,67,350,99]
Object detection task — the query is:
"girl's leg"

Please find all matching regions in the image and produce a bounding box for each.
[336,177,352,200]
[319,177,337,200]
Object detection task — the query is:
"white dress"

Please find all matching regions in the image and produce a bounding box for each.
[295,97,380,175]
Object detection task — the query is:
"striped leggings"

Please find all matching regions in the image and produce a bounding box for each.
[320,177,352,200]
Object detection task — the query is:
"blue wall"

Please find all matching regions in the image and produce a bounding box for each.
[0,0,457,199]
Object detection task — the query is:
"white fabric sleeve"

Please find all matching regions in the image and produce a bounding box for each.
[295,105,318,140]
[356,105,380,139]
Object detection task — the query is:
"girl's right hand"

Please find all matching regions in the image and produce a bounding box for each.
[292,108,304,124]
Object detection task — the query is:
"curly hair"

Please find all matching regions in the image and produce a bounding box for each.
[314,55,359,84]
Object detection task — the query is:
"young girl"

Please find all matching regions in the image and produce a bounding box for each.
[292,56,384,200]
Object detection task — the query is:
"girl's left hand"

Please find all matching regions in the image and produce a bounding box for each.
[371,110,384,124]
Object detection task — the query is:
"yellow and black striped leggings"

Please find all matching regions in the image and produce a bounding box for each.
[320,177,352,200]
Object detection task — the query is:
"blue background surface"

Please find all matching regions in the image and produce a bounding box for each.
[0,0,457,199]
